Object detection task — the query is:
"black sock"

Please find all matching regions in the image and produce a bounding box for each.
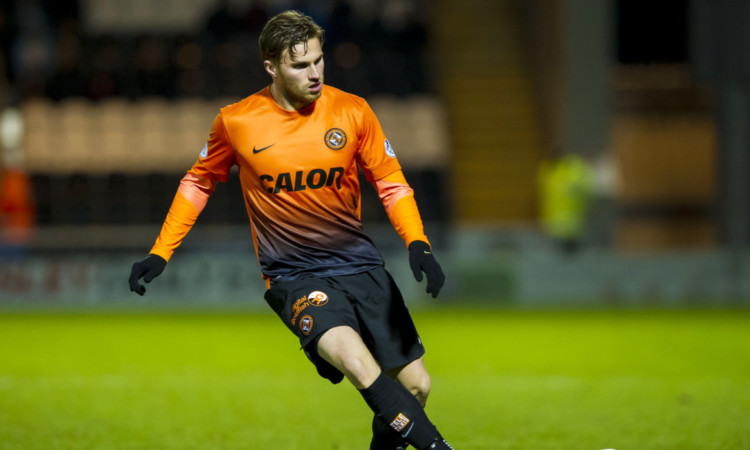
[370,413,408,450]
[359,372,441,450]
[426,437,455,449]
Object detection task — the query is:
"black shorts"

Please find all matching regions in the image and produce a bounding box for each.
[263,267,425,384]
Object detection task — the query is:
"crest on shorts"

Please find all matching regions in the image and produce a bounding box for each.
[308,291,329,306]
[200,143,208,158]
[325,128,347,150]
[300,315,314,335]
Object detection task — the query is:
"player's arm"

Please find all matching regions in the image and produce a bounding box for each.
[128,170,218,296]
[150,172,217,261]
[356,98,445,296]
[373,170,428,248]
[129,112,235,295]
[373,170,445,298]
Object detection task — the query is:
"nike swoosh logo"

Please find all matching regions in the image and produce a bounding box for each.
[253,144,275,154]
[401,422,415,439]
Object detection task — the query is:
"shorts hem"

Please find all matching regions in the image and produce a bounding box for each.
[380,347,426,373]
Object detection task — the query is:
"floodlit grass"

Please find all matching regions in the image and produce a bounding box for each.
[0,308,748,449]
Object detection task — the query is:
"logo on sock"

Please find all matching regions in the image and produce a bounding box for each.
[389,413,411,432]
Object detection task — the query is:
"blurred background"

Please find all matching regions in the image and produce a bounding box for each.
[1,0,748,308]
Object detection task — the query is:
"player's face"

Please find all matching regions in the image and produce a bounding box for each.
[266,38,324,111]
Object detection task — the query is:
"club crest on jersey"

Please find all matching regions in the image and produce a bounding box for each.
[325,128,347,150]
[308,291,328,306]
[384,139,396,158]
[200,143,208,158]
[300,315,313,335]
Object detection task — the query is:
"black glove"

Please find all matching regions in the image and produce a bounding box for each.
[408,240,445,298]
[129,254,167,296]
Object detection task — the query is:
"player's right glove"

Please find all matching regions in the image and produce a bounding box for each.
[129,254,167,296]
[408,240,445,298]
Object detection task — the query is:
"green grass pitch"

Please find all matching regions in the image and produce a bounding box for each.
[0,307,748,449]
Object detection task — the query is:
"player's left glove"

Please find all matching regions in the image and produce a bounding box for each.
[408,240,445,298]
[129,254,167,296]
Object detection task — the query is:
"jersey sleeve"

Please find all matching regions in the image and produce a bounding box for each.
[149,112,236,261]
[356,99,430,247]
[373,170,430,248]
[191,111,237,183]
[356,99,402,182]
[150,173,217,261]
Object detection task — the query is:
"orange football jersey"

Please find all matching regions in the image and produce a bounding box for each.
[151,85,428,284]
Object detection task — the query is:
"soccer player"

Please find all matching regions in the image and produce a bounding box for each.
[129,10,453,450]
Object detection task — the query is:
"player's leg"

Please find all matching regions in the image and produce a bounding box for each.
[367,357,432,450]
[351,268,452,449]
[386,356,431,406]
[370,414,409,450]
[316,326,452,450]
[264,273,453,449]
[367,357,433,449]
[315,325,381,388]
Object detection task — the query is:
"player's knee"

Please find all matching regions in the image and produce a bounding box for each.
[317,326,381,388]
[339,354,377,386]
[407,372,431,406]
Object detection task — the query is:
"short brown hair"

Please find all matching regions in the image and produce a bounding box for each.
[258,10,325,64]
